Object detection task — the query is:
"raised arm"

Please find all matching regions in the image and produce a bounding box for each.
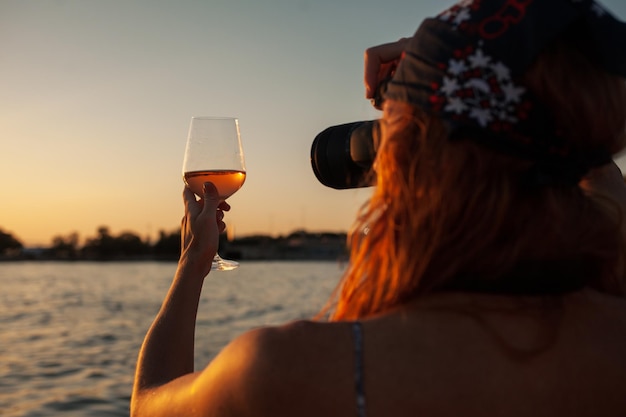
[131,183,231,416]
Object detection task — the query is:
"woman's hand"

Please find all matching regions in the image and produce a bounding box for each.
[364,37,411,99]
[180,182,230,276]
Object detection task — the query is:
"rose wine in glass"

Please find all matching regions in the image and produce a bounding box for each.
[183,170,246,200]
[182,117,246,271]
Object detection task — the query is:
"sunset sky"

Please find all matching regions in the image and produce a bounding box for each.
[2,0,626,247]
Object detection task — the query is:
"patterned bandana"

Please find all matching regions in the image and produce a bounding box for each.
[384,0,626,185]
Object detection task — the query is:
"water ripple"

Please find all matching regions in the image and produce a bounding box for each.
[0,261,342,416]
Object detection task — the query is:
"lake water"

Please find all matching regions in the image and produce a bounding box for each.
[0,261,344,416]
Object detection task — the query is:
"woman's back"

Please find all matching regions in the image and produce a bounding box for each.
[258,289,626,417]
[361,290,626,416]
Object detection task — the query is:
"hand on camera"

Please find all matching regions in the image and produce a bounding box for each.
[364,37,411,100]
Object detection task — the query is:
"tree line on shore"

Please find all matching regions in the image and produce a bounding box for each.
[0,226,182,260]
[0,226,349,261]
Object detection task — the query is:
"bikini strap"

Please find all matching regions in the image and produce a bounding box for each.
[352,321,367,417]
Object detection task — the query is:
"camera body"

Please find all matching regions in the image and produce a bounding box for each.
[310,120,379,189]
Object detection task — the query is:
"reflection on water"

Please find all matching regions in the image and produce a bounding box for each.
[0,261,342,417]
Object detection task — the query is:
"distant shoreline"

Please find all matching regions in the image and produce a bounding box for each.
[1,230,349,263]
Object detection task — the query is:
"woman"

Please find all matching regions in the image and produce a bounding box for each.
[132,1,626,416]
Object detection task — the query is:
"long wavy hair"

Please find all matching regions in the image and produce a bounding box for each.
[327,35,626,321]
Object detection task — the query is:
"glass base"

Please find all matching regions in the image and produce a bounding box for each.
[212,254,239,271]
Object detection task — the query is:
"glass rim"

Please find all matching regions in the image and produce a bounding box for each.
[191,116,238,120]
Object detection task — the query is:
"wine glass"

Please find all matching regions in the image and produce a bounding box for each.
[182,116,246,271]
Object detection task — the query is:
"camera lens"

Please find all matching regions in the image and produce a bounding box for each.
[310,121,377,189]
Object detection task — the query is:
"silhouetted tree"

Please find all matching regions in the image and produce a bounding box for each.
[82,226,113,259]
[82,226,149,259]
[116,231,148,257]
[153,229,181,260]
[49,232,80,259]
[0,228,23,256]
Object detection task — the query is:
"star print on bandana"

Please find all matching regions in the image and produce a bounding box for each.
[429,43,530,132]
[438,0,481,29]
[383,0,626,184]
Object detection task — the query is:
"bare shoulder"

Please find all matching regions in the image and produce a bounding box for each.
[237,319,349,353]
[218,320,352,383]
[195,320,355,417]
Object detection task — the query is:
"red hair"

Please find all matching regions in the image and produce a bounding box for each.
[326,35,626,321]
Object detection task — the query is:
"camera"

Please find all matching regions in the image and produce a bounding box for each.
[310,79,389,189]
[310,120,380,189]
